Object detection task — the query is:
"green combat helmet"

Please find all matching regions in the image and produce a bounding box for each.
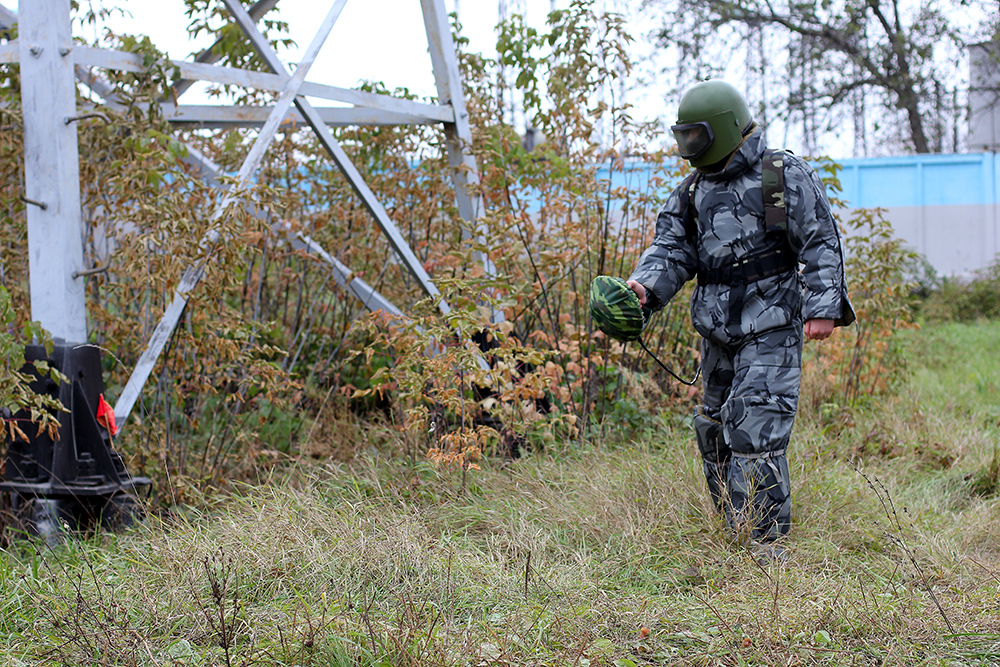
[671,80,753,169]
[589,276,648,342]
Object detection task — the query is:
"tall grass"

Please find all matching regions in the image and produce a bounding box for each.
[2,321,1000,666]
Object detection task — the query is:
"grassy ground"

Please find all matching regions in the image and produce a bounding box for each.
[2,321,1000,666]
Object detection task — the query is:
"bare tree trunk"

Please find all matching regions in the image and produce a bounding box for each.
[651,0,964,155]
[898,88,930,153]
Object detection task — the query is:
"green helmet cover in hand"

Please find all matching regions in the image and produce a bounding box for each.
[589,276,648,342]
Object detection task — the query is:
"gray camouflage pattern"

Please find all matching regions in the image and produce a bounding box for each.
[696,324,801,540]
[630,127,853,540]
[628,127,854,345]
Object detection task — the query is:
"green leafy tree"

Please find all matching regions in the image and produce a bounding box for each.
[0,286,66,445]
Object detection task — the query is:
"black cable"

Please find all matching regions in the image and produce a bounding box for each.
[637,338,702,387]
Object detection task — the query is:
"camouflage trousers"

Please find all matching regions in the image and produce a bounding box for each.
[693,323,802,541]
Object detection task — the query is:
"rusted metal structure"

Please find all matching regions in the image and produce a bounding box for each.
[0,0,495,541]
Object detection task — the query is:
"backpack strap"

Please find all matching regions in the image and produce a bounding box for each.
[678,170,702,247]
[761,149,786,236]
[691,149,798,286]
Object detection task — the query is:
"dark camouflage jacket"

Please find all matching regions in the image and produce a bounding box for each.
[629,127,855,346]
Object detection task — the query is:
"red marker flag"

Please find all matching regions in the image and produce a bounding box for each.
[96,394,118,437]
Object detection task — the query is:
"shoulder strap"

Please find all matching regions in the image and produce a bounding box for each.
[678,170,702,246]
[761,149,786,235]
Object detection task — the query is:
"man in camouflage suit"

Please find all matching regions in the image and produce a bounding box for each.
[627,80,854,542]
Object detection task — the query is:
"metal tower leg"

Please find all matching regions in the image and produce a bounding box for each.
[3,0,150,541]
[421,0,504,323]
[18,0,86,341]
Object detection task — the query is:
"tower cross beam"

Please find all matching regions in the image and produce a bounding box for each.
[1,0,498,431]
[113,0,348,426]
[221,0,451,316]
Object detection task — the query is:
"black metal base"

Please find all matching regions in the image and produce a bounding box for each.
[4,491,147,545]
[1,342,152,543]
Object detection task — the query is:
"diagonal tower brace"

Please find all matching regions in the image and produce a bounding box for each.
[0,0,500,432]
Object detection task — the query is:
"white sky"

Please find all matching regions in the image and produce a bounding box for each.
[6,0,668,133]
[11,0,972,158]
[5,2,620,103]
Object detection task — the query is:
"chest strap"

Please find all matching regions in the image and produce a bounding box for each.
[680,149,796,286]
[697,246,797,286]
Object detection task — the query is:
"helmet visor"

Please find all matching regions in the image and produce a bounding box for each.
[671,122,714,160]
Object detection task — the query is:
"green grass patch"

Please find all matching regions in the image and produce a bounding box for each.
[3,322,1000,666]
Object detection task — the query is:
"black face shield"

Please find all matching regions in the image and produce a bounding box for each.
[671,121,714,160]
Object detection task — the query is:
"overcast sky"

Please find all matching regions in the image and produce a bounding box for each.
[7,0,908,157]
[9,0,498,90]
[6,2,627,106]
[5,0,667,134]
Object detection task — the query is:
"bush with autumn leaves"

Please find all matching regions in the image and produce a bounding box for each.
[0,1,913,501]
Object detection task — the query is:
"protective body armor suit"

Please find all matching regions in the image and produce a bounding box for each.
[628,126,854,541]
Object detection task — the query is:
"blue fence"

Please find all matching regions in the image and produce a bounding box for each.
[836,152,1000,209]
[592,152,1000,276]
[834,152,1000,276]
